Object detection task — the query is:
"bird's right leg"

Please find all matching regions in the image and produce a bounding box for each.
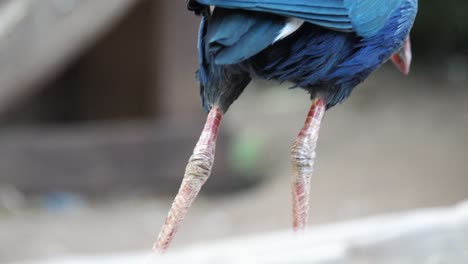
[291,98,326,231]
[154,106,222,253]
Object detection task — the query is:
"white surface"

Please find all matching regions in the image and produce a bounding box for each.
[12,200,468,264]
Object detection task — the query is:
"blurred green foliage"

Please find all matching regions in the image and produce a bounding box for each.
[412,1,468,62]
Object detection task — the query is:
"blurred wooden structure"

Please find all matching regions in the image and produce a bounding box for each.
[0,0,139,116]
[0,0,249,195]
[0,0,202,122]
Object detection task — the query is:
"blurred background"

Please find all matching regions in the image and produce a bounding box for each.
[0,0,467,262]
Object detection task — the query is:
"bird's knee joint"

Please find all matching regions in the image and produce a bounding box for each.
[291,143,315,168]
[185,150,214,183]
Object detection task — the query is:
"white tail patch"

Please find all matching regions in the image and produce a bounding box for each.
[274,18,305,42]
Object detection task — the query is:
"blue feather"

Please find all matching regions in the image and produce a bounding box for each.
[205,9,287,64]
[196,0,407,37]
[195,0,418,111]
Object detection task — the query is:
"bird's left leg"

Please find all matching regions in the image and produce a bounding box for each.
[291,98,326,231]
[154,106,222,253]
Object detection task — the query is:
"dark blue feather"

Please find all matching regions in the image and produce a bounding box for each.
[195,0,418,111]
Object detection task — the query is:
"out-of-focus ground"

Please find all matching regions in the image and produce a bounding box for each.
[1,0,468,263]
[1,70,468,262]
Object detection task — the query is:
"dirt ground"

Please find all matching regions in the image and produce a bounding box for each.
[1,70,468,263]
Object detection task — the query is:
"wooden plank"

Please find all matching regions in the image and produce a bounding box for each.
[0,119,251,196]
[151,1,204,120]
[0,0,140,113]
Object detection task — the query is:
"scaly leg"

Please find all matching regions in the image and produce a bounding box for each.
[154,107,222,253]
[291,98,325,231]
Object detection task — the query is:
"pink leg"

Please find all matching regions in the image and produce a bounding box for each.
[291,98,326,231]
[154,107,222,253]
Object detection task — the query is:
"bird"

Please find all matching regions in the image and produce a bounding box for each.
[154,0,418,253]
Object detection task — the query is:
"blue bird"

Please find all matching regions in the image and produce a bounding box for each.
[155,0,418,252]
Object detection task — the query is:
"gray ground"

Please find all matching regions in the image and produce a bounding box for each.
[1,70,468,263]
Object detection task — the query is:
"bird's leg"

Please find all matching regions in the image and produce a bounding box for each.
[291,98,325,231]
[154,106,222,254]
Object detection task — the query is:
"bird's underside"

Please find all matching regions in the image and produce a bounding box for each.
[155,0,417,253]
[196,7,409,112]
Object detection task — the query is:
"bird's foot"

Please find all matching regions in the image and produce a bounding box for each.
[291,98,325,231]
[154,107,222,253]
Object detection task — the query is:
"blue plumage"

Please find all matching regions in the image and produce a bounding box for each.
[197,0,407,37]
[193,0,418,111]
[206,9,287,64]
